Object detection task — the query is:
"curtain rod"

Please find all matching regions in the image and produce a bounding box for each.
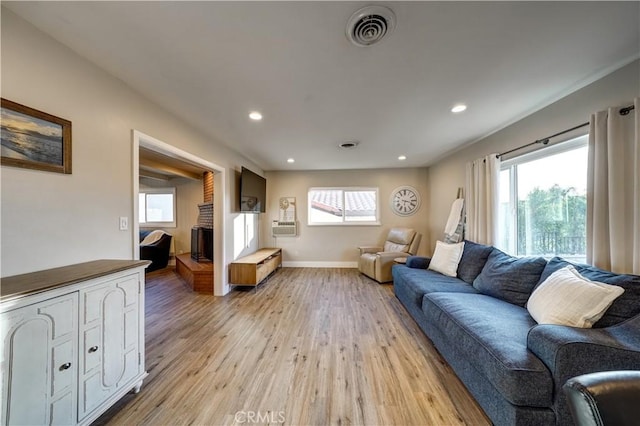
[497,104,635,159]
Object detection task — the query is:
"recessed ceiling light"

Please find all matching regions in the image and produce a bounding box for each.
[398,155,407,161]
[249,111,263,121]
[287,158,295,163]
[451,104,467,113]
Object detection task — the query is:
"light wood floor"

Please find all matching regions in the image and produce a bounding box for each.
[95,267,490,426]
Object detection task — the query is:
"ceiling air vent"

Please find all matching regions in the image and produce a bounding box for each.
[346,5,396,47]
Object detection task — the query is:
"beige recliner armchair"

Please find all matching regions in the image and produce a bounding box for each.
[358,228,421,283]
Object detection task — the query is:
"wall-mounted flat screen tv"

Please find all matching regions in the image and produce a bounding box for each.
[240,167,266,213]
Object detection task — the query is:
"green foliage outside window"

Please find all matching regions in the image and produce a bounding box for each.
[516,184,586,257]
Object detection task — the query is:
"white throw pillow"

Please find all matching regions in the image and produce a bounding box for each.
[428,241,465,277]
[527,265,624,328]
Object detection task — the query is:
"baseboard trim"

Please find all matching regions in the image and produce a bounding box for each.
[282,261,358,268]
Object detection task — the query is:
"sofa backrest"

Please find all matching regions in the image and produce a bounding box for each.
[536,257,640,327]
[383,228,418,253]
[453,242,639,326]
[472,248,547,307]
[456,240,494,284]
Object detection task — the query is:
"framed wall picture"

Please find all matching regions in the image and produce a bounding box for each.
[1,98,72,174]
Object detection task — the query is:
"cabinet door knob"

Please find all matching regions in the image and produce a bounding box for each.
[59,362,72,371]
[89,346,99,353]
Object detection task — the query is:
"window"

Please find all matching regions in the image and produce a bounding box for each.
[498,135,588,263]
[139,187,177,228]
[308,187,379,225]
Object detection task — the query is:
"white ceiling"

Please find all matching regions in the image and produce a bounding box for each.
[5,2,639,171]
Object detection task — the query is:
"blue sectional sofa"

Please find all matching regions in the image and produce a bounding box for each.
[392,241,640,426]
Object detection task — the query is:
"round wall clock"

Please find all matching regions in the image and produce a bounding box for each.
[390,186,421,216]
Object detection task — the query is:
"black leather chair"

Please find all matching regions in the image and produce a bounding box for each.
[140,231,173,272]
[563,370,640,426]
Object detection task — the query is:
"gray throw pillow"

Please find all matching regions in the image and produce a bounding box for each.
[457,240,495,284]
[473,248,547,307]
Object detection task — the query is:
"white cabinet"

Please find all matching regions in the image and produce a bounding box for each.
[78,274,143,420]
[1,293,78,425]
[0,260,148,426]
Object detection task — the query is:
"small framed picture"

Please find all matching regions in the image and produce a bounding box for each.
[1,98,72,174]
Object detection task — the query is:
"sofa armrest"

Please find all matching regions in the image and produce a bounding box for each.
[528,315,640,392]
[358,246,382,255]
[405,256,431,269]
[375,251,409,263]
[528,316,640,425]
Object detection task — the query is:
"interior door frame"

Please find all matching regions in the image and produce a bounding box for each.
[132,130,228,295]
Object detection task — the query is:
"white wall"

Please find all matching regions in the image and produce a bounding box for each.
[426,60,640,254]
[0,9,261,288]
[262,168,430,266]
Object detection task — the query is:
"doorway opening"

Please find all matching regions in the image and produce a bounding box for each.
[132,130,228,295]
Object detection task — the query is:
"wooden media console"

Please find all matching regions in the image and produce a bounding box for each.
[230,248,282,286]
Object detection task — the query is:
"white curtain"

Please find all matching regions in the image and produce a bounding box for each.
[587,97,640,274]
[465,154,501,245]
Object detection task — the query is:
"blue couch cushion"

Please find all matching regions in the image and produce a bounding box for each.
[473,248,547,307]
[457,240,494,284]
[422,293,553,407]
[536,257,640,327]
[392,265,479,312]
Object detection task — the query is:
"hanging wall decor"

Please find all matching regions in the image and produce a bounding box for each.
[1,98,72,174]
[390,186,421,216]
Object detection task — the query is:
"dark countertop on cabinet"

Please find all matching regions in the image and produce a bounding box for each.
[1,259,150,302]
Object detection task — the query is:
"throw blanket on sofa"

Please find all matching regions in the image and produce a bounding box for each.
[444,198,464,243]
[140,230,166,246]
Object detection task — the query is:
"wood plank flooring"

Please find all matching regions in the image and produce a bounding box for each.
[94,267,490,426]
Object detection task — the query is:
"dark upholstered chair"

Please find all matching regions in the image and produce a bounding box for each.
[140,230,173,272]
[563,370,640,426]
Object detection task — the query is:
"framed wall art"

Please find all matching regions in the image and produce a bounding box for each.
[1,98,72,174]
